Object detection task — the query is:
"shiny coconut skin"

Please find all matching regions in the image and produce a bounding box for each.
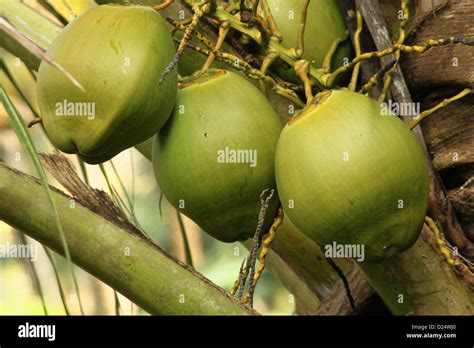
[264,0,352,81]
[153,69,282,243]
[275,90,429,261]
[37,5,177,164]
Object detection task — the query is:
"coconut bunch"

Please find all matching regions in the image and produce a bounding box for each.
[36,3,429,262]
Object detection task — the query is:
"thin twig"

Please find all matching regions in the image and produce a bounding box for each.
[296,0,310,57]
[348,10,363,91]
[174,38,304,107]
[409,88,472,129]
[326,37,473,87]
[358,59,397,94]
[260,0,281,39]
[200,20,230,73]
[379,0,411,102]
[230,256,247,296]
[244,206,283,307]
[295,60,313,103]
[160,2,212,84]
[322,30,349,72]
[237,256,250,299]
[17,233,48,315]
[154,0,174,11]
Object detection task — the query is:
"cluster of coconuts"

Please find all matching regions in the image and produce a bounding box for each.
[260,0,352,81]
[37,3,428,262]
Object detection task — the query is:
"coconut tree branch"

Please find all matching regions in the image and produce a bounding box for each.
[0,162,256,315]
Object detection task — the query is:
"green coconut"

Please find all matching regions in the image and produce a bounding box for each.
[275,90,429,261]
[153,69,282,242]
[37,5,177,164]
[263,0,352,82]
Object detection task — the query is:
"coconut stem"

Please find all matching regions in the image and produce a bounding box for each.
[326,36,474,87]
[322,30,350,73]
[170,33,304,107]
[295,60,313,104]
[183,0,472,93]
[258,50,278,94]
[243,206,284,307]
[206,6,326,88]
[378,0,411,102]
[348,10,363,91]
[260,0,281,40]
[295,0,311,58]
[160,2,212,84]
[236,256,250,299]
[153,0,174,12]
[408,88,472,130]
[250,0,259,15]
[243,189,275,305]
[200,20,230,73]
[230,256,248,296]
[358,59,396,94]
[230,190,280,306]
[27,117,42,127]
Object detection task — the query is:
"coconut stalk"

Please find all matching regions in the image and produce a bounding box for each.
[0,162,255,315]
